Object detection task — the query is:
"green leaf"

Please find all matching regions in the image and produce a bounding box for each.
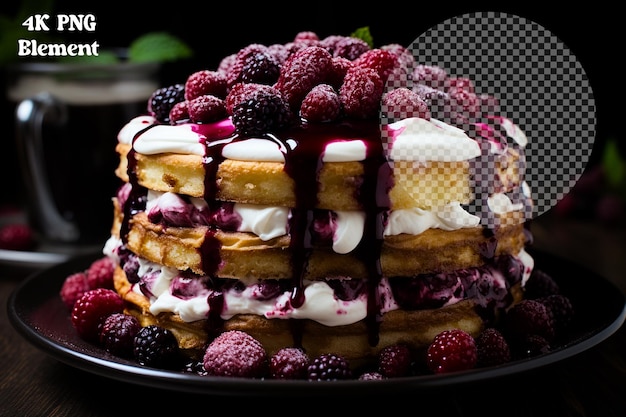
[128,32,193,63]
[602,139,625,188]
[350,26,374,48]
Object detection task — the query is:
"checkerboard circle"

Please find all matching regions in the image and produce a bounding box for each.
[380,11,596,227]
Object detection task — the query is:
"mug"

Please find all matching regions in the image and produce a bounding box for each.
[8,56,160,245]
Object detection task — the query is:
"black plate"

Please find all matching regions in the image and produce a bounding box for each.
[7,250,626,396]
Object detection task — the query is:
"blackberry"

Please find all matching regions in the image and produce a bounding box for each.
[269,347,310,379]
[231,89,293,136]
[133,325,181,369]
[99,313,141,358]
[147,84,185,124]
[240,52,281,85]
[504,299,555,342]
[307,353,352,381]
[475,327,511,367]
[332,37,370,60]
[377,343,412,378]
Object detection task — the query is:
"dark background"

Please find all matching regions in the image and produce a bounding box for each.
[0,2,622,207]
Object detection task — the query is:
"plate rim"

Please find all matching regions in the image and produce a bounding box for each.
[7,250,626,396]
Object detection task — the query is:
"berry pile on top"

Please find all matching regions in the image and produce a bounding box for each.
[60,255,575,380]
[147,30,497,137]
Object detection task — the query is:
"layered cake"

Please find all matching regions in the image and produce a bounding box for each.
[103,31,534,367]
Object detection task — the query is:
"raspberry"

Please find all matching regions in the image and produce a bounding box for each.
[475,327,511,367]
[147,84,185,124]
[202,330,268,378]
[307,353,352,381]
[447,87,480,125]
[300,84,341,122]
[332,37,370,60]
[413,64,448,90]
[339,66,383,119]
[239,51,281,85]
[86,256,115,290]
[275,45,334,110]
[524,269,560,299]
[184,70,227,101]
[353,48,398,84]
[381,43,415,73]
[319,35,347,55]
[293,31,320,43]
[445,77,475,94]
[133,325,181,369]
[269,347,310,379]
[168,101,189,125]
[382,87,431,120]
[537,294,575,336]
[0,223,34,251]
[504,299,555,342]
[358,371,384,381]
[59,271,90,310]
[231,88,293,136]
[99,313,141,358]
[267,43,290,65]
[71,288,124,342]
[377,343,412,378]
[217,53,236,75]
[426,329,477,374]
[327,56,353,89]
[188,95,227,123]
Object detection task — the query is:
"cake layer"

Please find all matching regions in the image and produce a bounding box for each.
[113,201,527,278]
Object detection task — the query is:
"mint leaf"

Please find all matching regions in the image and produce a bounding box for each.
[128,32,193,63]
[602,139,625,189]
[350,26,373,48]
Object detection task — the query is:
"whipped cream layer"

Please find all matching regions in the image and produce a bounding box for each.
[105,237,533,327]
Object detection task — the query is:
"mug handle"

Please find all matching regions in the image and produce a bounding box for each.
[15,92,80,242]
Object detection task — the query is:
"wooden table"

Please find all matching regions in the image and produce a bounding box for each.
[1,215,625,416]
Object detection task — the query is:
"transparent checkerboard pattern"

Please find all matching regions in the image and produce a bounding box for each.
[380,11,596,228]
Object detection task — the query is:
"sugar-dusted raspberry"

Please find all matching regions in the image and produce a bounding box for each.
[217,53,236,75]
[133,325,181,369]
[413,64,448,90]
[332,37,370,60]
[0,223,34,251]
[319,35,347,55]
[358,371,384,381]
[184,70,227,101]
[353,48,398,85]
[382,87,431,120]
[294,31,320,43]
[202,330,267,378]
[267,43,290,65]
[275,45,334,110]
[339,66,383,119]
[226,43,269,87]
[381,43,415,74]
[231,88,293,136]
[168,100,189,125]
[86,256,115,290]
[71,288,124,342]
[448,87,480,125]
[377,343,412,378]
[524,269,560,299]
[445,77,475,94]
[269,347,310,379]
[240,51,281,85]
[307,353,352,381]
[59,271,90,310]
[99,313,141,358]
[537,294,575,336]
[475,327,511,367]
[147,84,185,124]
[188,94,227,123]
[327,56,353,89]
[300,84,341,122]
[426,329,477,374]
[504,299,555,342]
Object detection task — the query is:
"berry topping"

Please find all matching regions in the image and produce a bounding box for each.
[0,223,35,251]
[300,84,341,122]
[133,325,181,369]
[202,330,268,378]
[231,87,293,136]
[188,94,227,123]
[226,43,270,87]
[332,37,370,60]
[147,84,185,124]
[327,56,353,89]
[86,256,115,290]
[382,87,431,120]
[339,66,383,119]
[71,288,124,342]
[504,299,555,342]
[377,343,412,378]
[59,271,90,310]
[475,327,511,367]
[269,347,310,379]
[240,51,281,85]
[307,353,352,381]
[184,70,227,101]
[413,64,448,90]
[353,48,399,84]
[275,45,334,110]
[99,313,141,358]
[168,100,189,125]
[225,82,275,115]
[426,329,477,374]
